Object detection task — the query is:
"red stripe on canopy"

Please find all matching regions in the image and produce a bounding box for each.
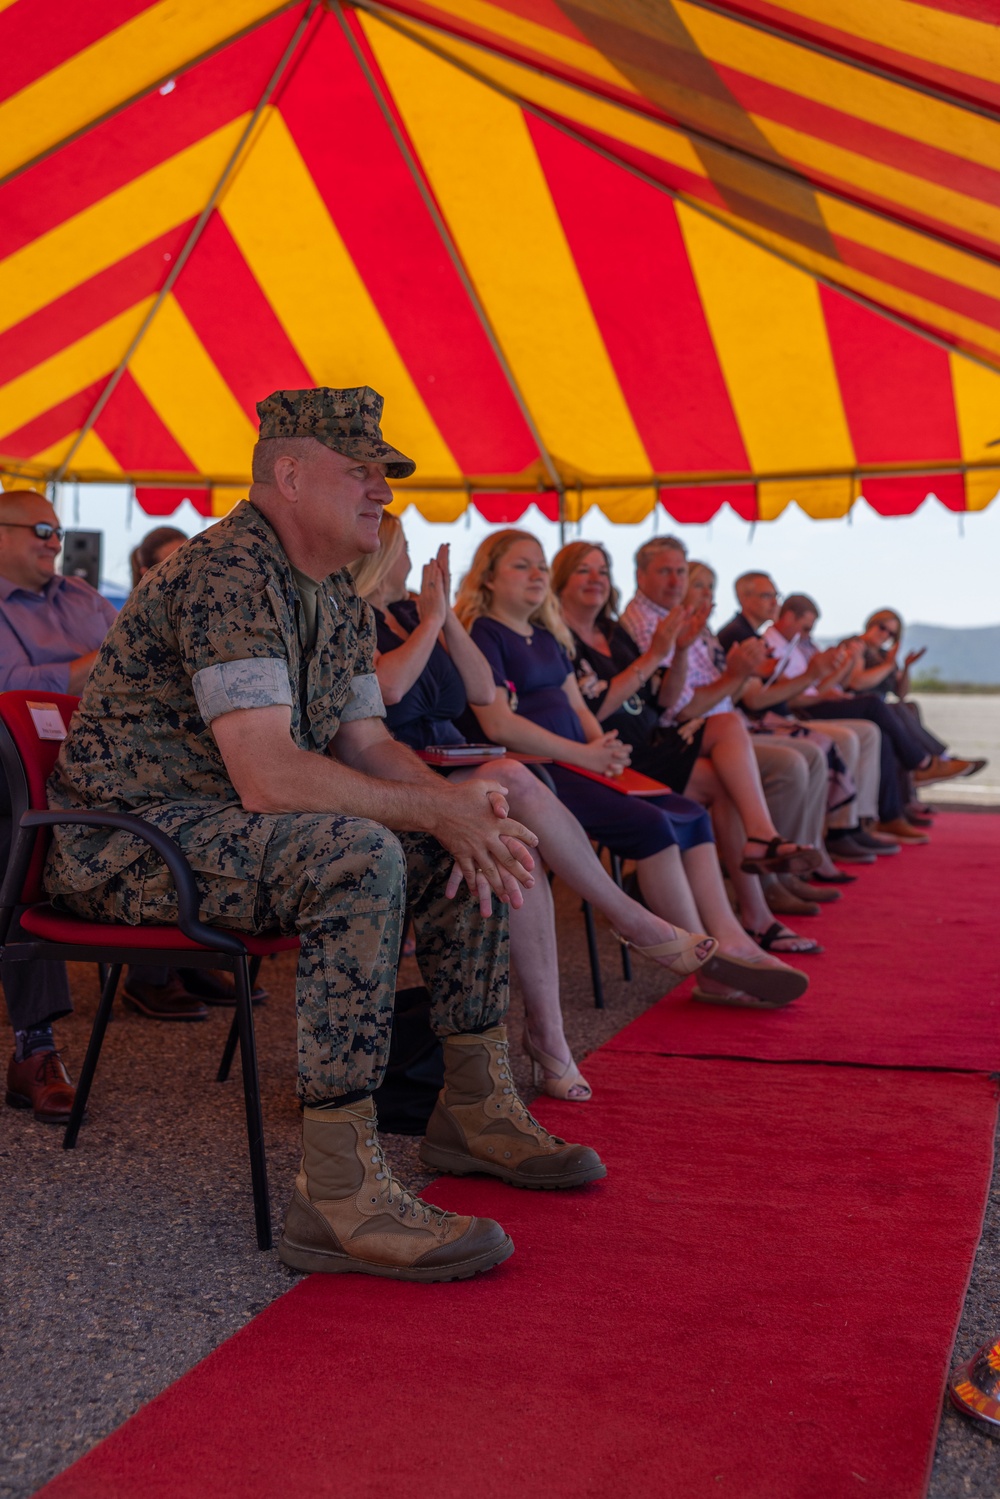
[0,12,303,262]
[95,371,198,474]
[660,484,757,523]
[171,215,314,422]
[707,1,1000,112]
[0,0,154,107]
[861,473,966,515]
[474,492,560,522]
[715,68,1000,225]
[278,16,540,476]
[833,237,1000,342]
[134,486,212,516]
[0,227,190,389]
[528,114,751,476]
[820,287,962,467]
[0,381,106,457]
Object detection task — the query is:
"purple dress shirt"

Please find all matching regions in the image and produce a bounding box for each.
[0,574,117,693]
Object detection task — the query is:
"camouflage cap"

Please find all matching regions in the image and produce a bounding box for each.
[256,387,416,479]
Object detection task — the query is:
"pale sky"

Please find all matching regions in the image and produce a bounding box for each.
[57,482,1000,639]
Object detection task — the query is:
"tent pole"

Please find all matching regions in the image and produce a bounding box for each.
[355,0,1000,377]
[329,0,565,507]
[52,0,322,484]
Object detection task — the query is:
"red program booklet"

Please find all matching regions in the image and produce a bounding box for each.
[554,762,671,795]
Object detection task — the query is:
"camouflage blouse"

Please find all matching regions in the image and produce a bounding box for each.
[45,501,383,895]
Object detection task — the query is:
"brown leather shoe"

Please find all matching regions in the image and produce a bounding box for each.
[913,756,973,786]
[6,1049,75,1123]
[876,818,929,845]
[175,968,267,1006]
[420,1026,607,1190]
[765,880,820,917]
[780,872,841,905]
[122,977,209,1021]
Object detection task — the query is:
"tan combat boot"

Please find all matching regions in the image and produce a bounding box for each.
[419,1025,607,1189]
[277,1097,513,1281]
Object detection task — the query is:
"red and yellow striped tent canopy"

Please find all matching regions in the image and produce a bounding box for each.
[2,0,999,525]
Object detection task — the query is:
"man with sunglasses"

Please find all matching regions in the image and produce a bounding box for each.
[0,489,118,1125]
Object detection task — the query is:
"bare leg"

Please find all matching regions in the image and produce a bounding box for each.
[453,761,707,953]
[686,759,820,957]
[698,712,809,859]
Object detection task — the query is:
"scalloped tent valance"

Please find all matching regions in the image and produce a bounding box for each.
[1,0,999,524]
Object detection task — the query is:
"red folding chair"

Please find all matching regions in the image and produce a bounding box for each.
[0,690,299,1250]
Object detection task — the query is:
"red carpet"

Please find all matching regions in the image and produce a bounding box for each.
[38,1056,997,1499]
[607,812,1000,1071]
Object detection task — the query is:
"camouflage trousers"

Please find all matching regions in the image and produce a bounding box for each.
[56,807,509,1103]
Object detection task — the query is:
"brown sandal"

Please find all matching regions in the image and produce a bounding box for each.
[740,837,822,877]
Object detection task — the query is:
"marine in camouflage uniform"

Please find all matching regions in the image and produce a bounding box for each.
[44,397,507,1103]
[45,387,604,1281]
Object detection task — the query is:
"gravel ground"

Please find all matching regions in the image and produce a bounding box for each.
[2,875,999,1499]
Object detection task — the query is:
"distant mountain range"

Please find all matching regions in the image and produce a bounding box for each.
[820,623,1000,686]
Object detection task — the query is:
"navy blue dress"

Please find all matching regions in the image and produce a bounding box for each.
[470,617,713,859]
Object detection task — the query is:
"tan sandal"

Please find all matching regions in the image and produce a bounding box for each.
[523,1033,592,1102]
[614,928,717,977]
[691,985,797,1011]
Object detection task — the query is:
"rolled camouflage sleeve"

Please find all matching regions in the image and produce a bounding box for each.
[192,657,294,724]
[339,670,385,723]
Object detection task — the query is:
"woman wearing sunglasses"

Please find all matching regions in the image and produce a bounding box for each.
[855,609,984,787]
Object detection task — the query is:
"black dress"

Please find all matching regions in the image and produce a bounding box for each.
[371,600,466,751]
[568,622,705,793]
[470,617,713,858]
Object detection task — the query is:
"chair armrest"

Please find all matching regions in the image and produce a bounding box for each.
[22,809,250,957]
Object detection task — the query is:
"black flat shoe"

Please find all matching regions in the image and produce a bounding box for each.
[807,870,857,885]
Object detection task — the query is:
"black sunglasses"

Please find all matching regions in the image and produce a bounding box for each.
[0,521,64,541]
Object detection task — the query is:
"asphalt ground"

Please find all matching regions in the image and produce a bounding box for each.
[2,867,999,1499]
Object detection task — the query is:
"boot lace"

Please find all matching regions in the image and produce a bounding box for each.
[364,1131,451,1226]
[491,1036,559,1143]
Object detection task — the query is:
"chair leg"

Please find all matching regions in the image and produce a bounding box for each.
[64,962,121,1150]
[234,956,271,1251]
[581,899,605,1010]
[217,1015,239,1084]
[216,955,262,1084]
[610,854,632,982]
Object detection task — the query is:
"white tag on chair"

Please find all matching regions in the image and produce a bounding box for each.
[26,702,67,741]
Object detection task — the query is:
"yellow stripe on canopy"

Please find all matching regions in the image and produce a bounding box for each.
[758,121,1000,252]
[676,1,1000,173]
[965,470,1000,512]
[0,117,249,339]
[211,486,248,516]
[129,294,258,476]
[758,475,855,521]
[219,108,461,483]
[950,354,1000,464]
[383,18,706,182]
[588,487,658,523]
[365,15,650,482]
[699,202,1000,365]
[678,202,855,475]
[387,490,469,523]
[761,0,999,89]
[0,300,154,440]
[0,0,281,179]
[416,0,639,95]
[62,428,123,479]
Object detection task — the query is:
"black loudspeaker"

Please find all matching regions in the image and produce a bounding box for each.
[61,530,102,591]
